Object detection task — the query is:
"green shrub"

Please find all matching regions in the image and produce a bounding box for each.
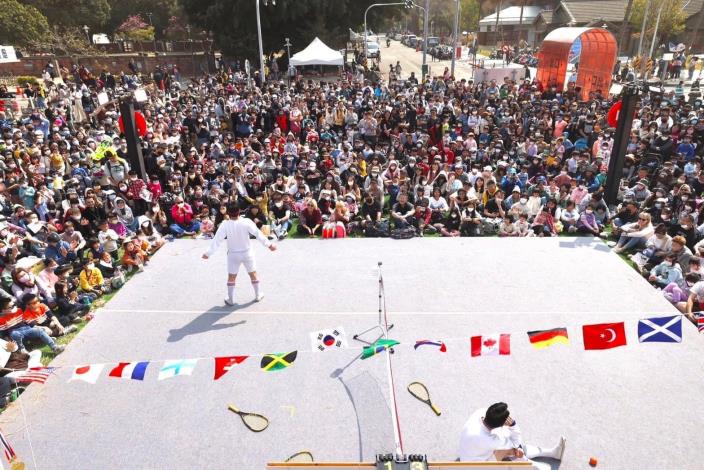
[16,76,40,87]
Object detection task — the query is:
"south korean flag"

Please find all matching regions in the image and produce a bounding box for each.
[310,327,348,352]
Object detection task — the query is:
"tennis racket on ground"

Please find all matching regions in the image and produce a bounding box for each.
[227,404,270,432]
[407,382,441,416]
[284,451,314,463]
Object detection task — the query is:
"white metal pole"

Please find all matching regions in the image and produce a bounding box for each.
[648,3,664,60]
[256,0,267,85]
[422,0,429,80]
[638,0,652,58]
[451,0,460,78]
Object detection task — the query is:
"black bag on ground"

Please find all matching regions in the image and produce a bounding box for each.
[365,220,390,238]
[390,226,416,239]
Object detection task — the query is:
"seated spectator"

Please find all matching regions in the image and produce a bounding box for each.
[11,268,53,305]
[0,297,64,354]
[297,199,323,237]
[498,215,518,237]
[560,201,580,233]
[53,281,90,324]
[0,339,42,408]
[577,206,600,236]
[78,260,106,297]
[170,197,200,236]
[460,200,483,236]
[391,193,416,230]
[121,239,147,273]
[97,220,120,261]
[648,253,683,288]
[612,213,654,254]
[20,293,75,339]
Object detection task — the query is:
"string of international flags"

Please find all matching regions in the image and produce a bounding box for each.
[6,314,703,385]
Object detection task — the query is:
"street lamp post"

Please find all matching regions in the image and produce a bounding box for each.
[146,12,157,53]
[450,0,460,78]
[364,2,413,65]
[256,0,276,86]
[284,37,293,86]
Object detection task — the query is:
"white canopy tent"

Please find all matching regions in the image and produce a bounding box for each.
[289,37,343,67]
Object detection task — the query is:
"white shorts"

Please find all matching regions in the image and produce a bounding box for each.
[227,250,256,274]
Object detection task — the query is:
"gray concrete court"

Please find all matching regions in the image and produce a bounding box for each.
[0,237,702,470]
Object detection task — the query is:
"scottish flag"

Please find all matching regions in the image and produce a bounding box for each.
[638,315,682,343]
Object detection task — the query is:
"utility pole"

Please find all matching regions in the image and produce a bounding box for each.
[451,0,460,78]
[118,96,148,181]
[422,0,429,80]
[494,1,502,46]
[518,0,525,44]
[618,0,635,56]
[638,0,653,79]
[648,2,664,62]
[146,12,157,53]
[690,6,704,51]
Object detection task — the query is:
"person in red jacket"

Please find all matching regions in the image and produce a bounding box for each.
[170,196,200,236]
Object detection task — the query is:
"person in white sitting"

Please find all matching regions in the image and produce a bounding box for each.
[458,402,566,463]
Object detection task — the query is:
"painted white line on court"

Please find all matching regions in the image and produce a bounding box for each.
[99,308,676,316]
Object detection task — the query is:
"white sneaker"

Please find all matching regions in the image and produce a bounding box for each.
[255,293,264,302]
[224,298,235,306]
[607,241,617,247]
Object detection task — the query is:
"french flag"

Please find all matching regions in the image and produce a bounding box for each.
[108,361,149,380]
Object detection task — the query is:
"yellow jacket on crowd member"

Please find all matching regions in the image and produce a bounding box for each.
[79,266,104,291]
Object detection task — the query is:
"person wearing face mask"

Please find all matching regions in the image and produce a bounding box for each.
[576,205,601,236]
[11,268,53,305]
[268,194,291,241]
[79,259,106,297]
[648,253,683,288]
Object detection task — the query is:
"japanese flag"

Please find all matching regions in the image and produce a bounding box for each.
[471,334,510,357]
[69,364,105,384]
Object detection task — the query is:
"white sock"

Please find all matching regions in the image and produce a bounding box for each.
[524,440,562,460]
[252,280,261,297]
[227,282,236,302]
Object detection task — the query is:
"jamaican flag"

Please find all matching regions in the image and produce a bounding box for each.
[361,339,399,360]
[260,351,297,371]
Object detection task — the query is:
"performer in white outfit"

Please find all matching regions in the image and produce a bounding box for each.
[458,402,565,463]
[202,204,277,305]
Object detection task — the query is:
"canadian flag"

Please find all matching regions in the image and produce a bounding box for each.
[69,364,105,384]
[471,334,511,357]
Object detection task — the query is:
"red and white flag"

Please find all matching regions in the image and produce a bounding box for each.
[213,356,248,380]
[697,314,704,334]
[13,367,56,384]
[471,334,510,357]
[582,322,627,350]
[69,364,105,384]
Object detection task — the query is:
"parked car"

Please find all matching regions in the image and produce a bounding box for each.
[366,42,380,59]
[421,36,440,51]
[407,36,418,48]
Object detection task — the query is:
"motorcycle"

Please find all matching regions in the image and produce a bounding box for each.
[386,38,391,48]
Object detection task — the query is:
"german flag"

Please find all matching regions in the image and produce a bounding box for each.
[527,328,569,349]
[260,351,297,371]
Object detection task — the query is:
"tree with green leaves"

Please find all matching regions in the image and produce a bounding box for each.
[179,0,384,58]
[24,0,111,30]
[0,0,51,49]
[630,0,688,44]
[106,0,182,39]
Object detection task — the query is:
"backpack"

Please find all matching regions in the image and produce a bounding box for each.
[365,220,390,238]
[390,226,416,239]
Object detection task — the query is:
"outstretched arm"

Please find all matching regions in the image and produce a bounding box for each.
[247,219,275,250]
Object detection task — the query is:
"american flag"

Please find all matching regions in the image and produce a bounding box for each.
[698,315,704,334]
[13,367,56,384]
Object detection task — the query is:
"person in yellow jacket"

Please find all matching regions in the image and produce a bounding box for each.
[79,260,105,297]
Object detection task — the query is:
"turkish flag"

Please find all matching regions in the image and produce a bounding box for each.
[471,334,510,357]
[213,356,248,380]
[582,322,627,350]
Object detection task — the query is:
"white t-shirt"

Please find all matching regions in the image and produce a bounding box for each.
[689,281,704,303]
[458,407,523,461]
[206,217,271,256]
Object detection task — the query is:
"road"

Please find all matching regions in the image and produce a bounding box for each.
[375,35,527,83]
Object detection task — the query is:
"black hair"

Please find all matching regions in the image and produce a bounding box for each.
[0,297,14,310]
[20,293,38,309]
[484,402,510,429]
[227,203,241,218]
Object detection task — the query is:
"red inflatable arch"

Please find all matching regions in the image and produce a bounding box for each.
[536,27,617,101]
